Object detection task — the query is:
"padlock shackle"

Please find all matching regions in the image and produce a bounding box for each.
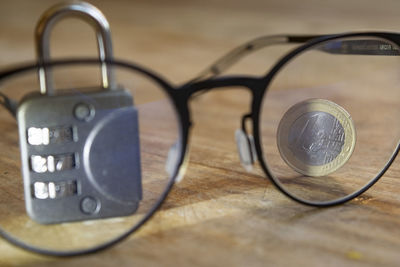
[35,1,116,94]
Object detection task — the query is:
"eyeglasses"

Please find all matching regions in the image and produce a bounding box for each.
[1,31,400,256]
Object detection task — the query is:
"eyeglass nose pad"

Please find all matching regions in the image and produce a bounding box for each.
[235,129,257,172]
[166,140,188,183]
[166,141,180,177]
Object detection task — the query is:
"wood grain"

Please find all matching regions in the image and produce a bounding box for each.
[1,0,400,266]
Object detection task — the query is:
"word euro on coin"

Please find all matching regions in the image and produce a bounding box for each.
[277,99,356,177]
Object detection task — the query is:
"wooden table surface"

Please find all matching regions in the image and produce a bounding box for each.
[1,0,400,266]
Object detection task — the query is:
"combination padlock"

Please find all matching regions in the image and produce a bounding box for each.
[17,2,142,224]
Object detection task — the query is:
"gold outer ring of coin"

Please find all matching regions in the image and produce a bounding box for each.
[276,98,356,177]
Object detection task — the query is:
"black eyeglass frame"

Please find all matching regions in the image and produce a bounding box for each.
[184,31,400,207]
[0,31,399,256]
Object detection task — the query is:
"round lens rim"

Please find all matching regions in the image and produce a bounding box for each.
[252,32,400,207]
[0,58,190,257]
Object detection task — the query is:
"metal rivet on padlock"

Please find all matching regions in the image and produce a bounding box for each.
[35,1,116,94]
[74,102,95,121]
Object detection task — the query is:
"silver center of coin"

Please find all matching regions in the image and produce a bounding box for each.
[288,111,345,166]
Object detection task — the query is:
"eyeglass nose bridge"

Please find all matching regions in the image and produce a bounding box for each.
[182,77,264,173]
[184,76,263,99]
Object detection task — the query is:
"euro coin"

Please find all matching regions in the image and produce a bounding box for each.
[276,99,356,177]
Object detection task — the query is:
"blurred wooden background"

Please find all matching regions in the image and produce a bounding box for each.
[1,0,400,266]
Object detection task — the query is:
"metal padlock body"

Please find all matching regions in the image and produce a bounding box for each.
[17,88,142,224]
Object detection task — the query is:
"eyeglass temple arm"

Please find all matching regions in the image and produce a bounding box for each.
[188,34,400,83]
[187,35,292,83]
